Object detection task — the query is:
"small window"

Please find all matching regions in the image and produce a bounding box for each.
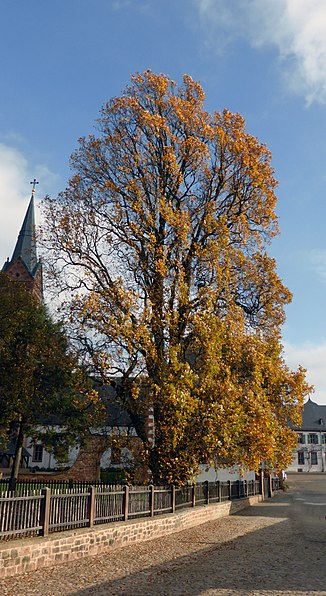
[32,444,43,463]
[320,418,325,425]
[308,433,318,445]
[298,451,305,465]
[322,434,326,444]
[298,434,305,444]
[310,451,318,465]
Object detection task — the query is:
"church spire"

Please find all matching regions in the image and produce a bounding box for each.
[10,193,38,276]
[2,182,43,301]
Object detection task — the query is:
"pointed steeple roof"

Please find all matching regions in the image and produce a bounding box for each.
[10,194,38,276]
[2,182,43,303]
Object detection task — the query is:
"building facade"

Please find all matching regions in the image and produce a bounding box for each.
[287,398,326,473]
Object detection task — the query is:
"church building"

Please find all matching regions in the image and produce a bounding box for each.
[2,181,43,302]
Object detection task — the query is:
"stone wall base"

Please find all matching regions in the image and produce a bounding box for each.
[0,495,262,579]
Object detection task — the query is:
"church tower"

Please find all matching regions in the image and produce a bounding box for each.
[2,181,43,302]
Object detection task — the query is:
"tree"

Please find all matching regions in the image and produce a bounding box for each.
[0,273,103,488]
[43,71,310,484]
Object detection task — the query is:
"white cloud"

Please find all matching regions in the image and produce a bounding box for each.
[0,143,60,266]
[111,0,131,9]
[195,0,326,104]
[111,0,150,11]
[0,144,30,264]
[283,340,326,404]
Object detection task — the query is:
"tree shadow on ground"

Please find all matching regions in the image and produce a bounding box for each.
[229,496,289,518]
[71,496,326,596]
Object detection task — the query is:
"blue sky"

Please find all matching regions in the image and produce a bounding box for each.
[1,0,326,401]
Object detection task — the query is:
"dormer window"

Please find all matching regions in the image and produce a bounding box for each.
[319,418,324,425]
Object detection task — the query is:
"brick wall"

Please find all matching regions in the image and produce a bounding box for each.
[18,435,149,484]
[0,495,261,579]
[5,259,43,303]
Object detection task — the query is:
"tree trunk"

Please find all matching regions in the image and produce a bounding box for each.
[148,447,161,485]
[9,420,24,492]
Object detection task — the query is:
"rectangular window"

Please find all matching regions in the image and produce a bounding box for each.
[298,451,305,465]
[308,434,318,445]
[322,434,326,444]
[32,444,43,463]
[310,451,318,465]
[298,434,305,444]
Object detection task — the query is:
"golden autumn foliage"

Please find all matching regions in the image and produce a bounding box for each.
[43,71,311,484]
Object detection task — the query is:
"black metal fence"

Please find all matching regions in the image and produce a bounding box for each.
[0,477,280,541]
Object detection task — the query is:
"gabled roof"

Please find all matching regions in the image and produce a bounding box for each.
[295,398,326,431]
[2,195,40,277]
[100,384,134,427]
[36,383,134,429]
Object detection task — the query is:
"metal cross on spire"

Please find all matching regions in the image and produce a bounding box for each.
[30,178,39,196]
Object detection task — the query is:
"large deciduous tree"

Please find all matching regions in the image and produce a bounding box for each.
[0,273,103,487]
[43,71,310,484]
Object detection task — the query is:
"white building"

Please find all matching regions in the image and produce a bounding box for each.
[287,398,326,473]
[195,464,255,483]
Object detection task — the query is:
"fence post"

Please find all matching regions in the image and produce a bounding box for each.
[217,480,221,502]
[205,480,209,505]
[149,485,155,517]
[8,477,17,493]
[228,480,232,501]
[40,487,51,537]
[171,485,176,513]
[123,485,129,521]
[259,470,264,500]
[192,483,196,507]
[88,486,96,528]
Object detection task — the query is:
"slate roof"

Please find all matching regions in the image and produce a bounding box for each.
[98,383,133,427]
[37,382,134,428]
[294,397,326,431]
[2,195,41,277]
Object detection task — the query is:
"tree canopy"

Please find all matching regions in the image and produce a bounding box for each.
[43,71,310,484]
[0,272,103,481]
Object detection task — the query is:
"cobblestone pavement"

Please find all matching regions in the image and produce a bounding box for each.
[1,476,326,595]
